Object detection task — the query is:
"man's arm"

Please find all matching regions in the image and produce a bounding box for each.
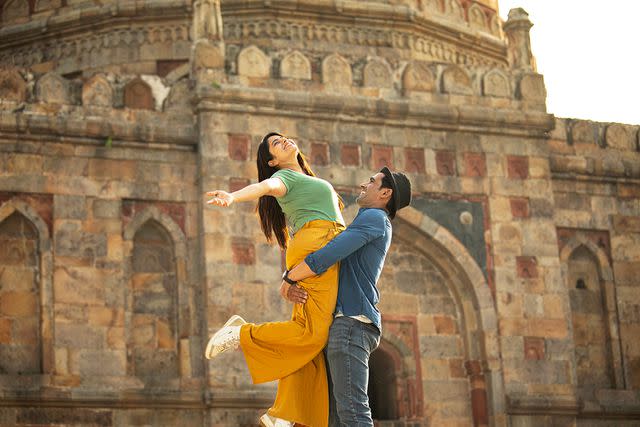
[281,210,386,302]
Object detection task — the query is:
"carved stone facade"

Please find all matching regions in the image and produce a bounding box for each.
[0,1,639,427]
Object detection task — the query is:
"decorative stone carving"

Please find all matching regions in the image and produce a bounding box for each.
[36,72,70,104]
[402,62,435,94]
[280,51,311,80]
[34,0,61,13]
[0,68,27,103]
[237,45,271,79]
[322,53,352,90]
[363,58,392,89]
[163,79,192,111]
[489,14,502,37]
[441,65,473,95]
[193,40,225,70]
[82,74,113,107]
[482,69,510,98]
[443,0,464,22]
[503,8,535,70]
[606,124,632,150]
[124,78,155,110]
[468,4,487,31]
[2,23,191,70]
[2,0,29,23]
[571,121,596,145]
[192,0,223,41]
[421,0,442,13]
[518,73,546,102]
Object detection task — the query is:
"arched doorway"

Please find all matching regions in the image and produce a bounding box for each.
[368,207,503,426]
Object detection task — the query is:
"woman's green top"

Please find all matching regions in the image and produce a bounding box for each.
[272,168,344,233]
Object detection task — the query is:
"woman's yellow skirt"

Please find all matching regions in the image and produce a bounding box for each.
[239,220,344,427]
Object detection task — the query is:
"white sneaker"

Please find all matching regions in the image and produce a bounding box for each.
[259,413,294,427]
[204,315,246,359]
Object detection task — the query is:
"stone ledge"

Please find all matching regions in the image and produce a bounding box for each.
[0,389,273,409]
[0,0,192,45]
[0,109,197,147]
[197,85,554,136]
[507,394,580,416]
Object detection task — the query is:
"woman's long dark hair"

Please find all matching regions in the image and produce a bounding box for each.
[256,132,316,249]
[257,132,316,249]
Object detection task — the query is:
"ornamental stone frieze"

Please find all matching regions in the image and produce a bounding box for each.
[223,18,506,69]
[0,23,191,73]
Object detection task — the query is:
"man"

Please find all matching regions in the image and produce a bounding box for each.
[280,167,412,426]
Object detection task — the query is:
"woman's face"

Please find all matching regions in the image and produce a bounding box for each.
[267,134,299,167]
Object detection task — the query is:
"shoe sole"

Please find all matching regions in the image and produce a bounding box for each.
[205,315,246,359]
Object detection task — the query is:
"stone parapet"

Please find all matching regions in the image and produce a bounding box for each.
[197,84,554,136]
[549,117,640,180]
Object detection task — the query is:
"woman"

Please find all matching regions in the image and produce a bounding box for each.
[204,132,344,427]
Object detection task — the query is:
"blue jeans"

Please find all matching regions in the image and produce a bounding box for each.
[326,316,381,427]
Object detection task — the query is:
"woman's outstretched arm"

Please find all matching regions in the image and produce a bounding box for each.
[206,177,287,207]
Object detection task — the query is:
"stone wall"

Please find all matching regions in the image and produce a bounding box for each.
[0,1,639,426]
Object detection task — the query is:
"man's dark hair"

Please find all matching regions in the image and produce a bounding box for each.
[380,174,395,216]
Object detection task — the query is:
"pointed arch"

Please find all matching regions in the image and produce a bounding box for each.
[123,206,191,383]
[559,233,624,389]
[0,199,54,376]
[394,206,504,426]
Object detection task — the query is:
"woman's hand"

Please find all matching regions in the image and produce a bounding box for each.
[206,190,234,207]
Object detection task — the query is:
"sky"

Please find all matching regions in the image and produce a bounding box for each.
[498,1,639,125]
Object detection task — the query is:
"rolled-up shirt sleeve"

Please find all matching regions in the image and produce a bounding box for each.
[305,209,386,274]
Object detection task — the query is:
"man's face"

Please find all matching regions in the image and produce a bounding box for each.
[356,172,389,208]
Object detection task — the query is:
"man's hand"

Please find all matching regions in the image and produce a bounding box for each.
[279,281,308,304]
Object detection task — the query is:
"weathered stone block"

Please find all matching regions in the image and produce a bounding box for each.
[363,58,392,89]
[434,315,458,335]
[322,53,352,92]
[404,147,425,174]
[341,144,360,166]
[371,145,393,169]
[55,323,105,348]
[93,199,121,219]
[228,133,250,161]
[124,78,155,110]
[402,62,435,95]
[36,72,71,104]
[280,51,311,80]
[54,194,86,220]
[483,69,511,98]
[518,73,546,102]
[507,155,529,179]
[193,40,225,70]
[436,151,456,176]
[464,152,486,177]
[237,45,271,79]
[0,68,27,103]
[441,66,473,95]
[82,74,113,107]
[524,336,545,360]
[509,197,529,218]
[231,238,255,265]
[310,142,329,166]
[0,291,37,317]
[77,349,126,376]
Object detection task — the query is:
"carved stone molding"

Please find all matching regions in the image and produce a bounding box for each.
[0,23,191,70]
[223,18,506,68]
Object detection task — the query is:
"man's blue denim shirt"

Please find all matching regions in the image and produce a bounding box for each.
[305,207,392,332]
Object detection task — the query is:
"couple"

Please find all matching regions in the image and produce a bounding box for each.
[205,132,411,427]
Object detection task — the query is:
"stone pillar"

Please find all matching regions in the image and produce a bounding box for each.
[466,360,489,427]
[503,8,536,71]
[191,0,225,80]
